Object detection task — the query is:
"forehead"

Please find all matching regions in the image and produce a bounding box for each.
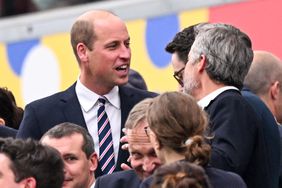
[0,153,12,172]
[41,133,84,154]
[93,17,129,41]
[171,53,185,69]
[129,142,154,155]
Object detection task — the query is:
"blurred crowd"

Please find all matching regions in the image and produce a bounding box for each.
[0,0,104,17]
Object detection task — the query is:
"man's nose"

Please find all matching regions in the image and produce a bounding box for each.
[142,158,156,172]
[119,45,131,59]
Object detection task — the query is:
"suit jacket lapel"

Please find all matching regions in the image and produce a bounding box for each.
[116,86,134,170]
[60,83,87,129]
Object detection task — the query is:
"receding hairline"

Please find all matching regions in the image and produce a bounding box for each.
[75,10,121,23]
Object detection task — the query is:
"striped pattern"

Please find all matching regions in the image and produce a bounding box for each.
[97,98,115,175]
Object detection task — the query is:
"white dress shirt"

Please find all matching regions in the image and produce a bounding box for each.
[197,86,239,109]
[75,79,121,163]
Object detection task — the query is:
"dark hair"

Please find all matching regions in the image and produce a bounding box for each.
[42,122,95,158]
[151,161,211,188]
[147,92,211,166]
[0,87,23,129]
[0,138,64,188]
[165,24,199,63]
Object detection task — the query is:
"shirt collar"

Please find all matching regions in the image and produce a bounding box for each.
[197,86,239,109]
[75,79,120,112]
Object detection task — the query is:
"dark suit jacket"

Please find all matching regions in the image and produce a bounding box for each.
[140,166,246,188]
[205,89,279,188]
[241,88,280,188]
[95,170,141,188]
[0,126,17,138]
[16,83,157,177]
[278,125,282,187]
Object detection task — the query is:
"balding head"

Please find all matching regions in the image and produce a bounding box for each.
[244,50,282,96]
[70,10,124,63]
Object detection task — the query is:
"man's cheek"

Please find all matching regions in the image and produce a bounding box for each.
[130,159,141,170]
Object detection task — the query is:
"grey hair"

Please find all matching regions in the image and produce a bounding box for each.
[189,23,253,89]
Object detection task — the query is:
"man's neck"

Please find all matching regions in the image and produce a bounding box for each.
[79,77,114,96]
[194,79,225,101]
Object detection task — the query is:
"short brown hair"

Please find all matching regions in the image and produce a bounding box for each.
[70,20,95,63]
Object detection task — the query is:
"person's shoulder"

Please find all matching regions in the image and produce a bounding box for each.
[140,176,153,188]
[210,89,254,110]
[26,83,76,108]
[0,126,17,138]
[99,169,136,179]
[95,170,139,188]
[205,166,246,186]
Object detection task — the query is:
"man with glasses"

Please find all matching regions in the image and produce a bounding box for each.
[166,25,197,92]
[165,23,280,188]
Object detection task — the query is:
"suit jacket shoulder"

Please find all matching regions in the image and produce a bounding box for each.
[95,170,141,188]
[0,126,17,138]
[17,83,86,139]
[205,89,279,188]
[205,166,247,188]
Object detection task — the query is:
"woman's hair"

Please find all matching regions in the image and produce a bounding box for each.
[151,161,211,188]
[147,91,211,166]
[0,87,23,129]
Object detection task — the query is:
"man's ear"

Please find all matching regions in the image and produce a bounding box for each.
[270,81,280,100]
[77,43,88,63]
[0,118,5,125]
[197,54,206,73]
[19,177,36,188]
[89,152,98,172]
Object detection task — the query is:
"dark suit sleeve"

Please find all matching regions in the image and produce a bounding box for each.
[16,103,42,139]
[206,95,257,176]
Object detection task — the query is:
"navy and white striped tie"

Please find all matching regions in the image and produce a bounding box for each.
[97,97,115,174]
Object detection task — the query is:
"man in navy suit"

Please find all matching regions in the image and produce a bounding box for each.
[94,99,161,188]
[166,23,280,188]
[17,10,157,177]
[244,50,282,187]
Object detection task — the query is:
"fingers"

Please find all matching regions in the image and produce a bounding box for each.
[121,143,129,151]
[121,163,132,171]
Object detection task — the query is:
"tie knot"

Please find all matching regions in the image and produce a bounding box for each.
[98,97,106,105]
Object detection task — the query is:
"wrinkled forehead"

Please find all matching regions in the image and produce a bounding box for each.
[127,128,151,145]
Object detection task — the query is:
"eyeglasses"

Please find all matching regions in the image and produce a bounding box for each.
[144,126,151,137]
[173,67,185,87]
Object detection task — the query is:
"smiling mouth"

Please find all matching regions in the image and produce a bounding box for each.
[116,65,128,71]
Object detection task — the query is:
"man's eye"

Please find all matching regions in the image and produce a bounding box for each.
[107,43,118,49]
[131,153,142,159]
[65,156,77,161]
[125,41,130,48]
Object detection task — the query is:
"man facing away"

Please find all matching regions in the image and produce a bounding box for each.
[41,122,97,188]
[170,23,279,187]
[17,10,157,177]
[244,50,282,187]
